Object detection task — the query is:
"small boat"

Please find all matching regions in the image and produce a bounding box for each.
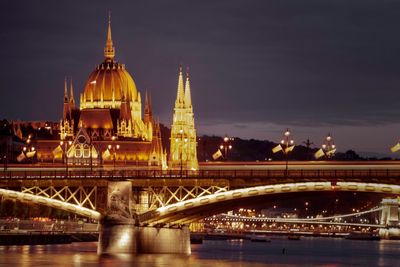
[288,235,300,240]
[345,232,380,241]
[250,235,271,242]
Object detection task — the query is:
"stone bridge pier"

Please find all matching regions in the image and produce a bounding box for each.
[97,181,190,255]
[379,198,400,239]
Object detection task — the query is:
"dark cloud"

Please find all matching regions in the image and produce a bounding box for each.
[1,1,400,150]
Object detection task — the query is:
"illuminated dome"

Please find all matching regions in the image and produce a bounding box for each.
[80,19,138,109]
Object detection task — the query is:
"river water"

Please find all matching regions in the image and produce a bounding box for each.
[0,237,399,266]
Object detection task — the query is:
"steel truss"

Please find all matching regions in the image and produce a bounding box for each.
[146,185,229,210]
[21,186,98,210]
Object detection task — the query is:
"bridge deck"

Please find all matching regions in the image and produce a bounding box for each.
[1,168,400,187]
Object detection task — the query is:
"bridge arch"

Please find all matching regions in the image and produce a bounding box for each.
[139,181,400,225]
[0,188,102,221]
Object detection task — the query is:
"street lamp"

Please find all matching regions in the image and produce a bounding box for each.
[60,140,73,177]
[321,133,336,159]
[280,128,294,177]
[108,136,120,171]
[22,134,37,165]
[220,135,233,160]
[22,145,36,164]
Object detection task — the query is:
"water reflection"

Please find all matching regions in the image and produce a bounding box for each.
[0,238,400,267]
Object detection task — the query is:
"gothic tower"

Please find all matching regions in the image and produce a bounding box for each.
[60,77,76,139]
[169,67,198,170]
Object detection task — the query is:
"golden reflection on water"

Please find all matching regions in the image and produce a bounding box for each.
[1,239,400,267]
[377,239,400,267]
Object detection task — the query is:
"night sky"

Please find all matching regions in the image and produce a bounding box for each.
[1,0,400,155]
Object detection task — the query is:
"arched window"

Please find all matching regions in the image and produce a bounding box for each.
[83,144,90,158]
[75,144,82,158]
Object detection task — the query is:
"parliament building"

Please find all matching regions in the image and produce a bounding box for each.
[29,18,198,170]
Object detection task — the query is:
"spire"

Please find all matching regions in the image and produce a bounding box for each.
[64,77,68,102]
[121,87,125,101]
[63,77,70,120]
[104,12,115,61]
[149,93,153,118]
[69,78,75,107]
[144,91,152,124]
[144,91,150,114]
[184,67,192,107]
[175,66,184,106]
[119,85,131,121]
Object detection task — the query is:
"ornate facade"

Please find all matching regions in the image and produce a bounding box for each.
[54,18,167,167]
[169,68,198,170]
[20,18,199,170]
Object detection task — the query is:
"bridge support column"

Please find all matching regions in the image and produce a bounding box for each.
[98,181,191,254]
[98,223,191,255]
[378,198,400,239]
[98,221,137,254]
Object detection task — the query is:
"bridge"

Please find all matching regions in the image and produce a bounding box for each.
[1,161,400,254]
[206,207,383,228]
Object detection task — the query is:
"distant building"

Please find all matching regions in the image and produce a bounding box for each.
[261,208,298,219]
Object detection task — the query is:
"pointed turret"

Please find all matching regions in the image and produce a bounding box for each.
[104,13,115,61]
[64,77,69,102]
[144,91,151,124]
[149,93,153,119]
[119,89,131,121]
[175,66,185,106]
[117,81,133,137]
[144,91,149,113]
[184,68,192,108]
[63,77,70,120]
[69,78,75,108]
[149,117,164,167]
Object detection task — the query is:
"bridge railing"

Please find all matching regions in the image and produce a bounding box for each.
[1,169,400,180]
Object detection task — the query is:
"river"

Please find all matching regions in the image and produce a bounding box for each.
[0,237,399,266]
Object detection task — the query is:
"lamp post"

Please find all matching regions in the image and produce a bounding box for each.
[321,133,336,159]
[60,140,73,177]
[108,136,120,171]
[304,201,309,218]
[22,134,38,165]
[22,146,36,164]
[25,135,31,164]
[219,135,233,161]
[280,128,294,177]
